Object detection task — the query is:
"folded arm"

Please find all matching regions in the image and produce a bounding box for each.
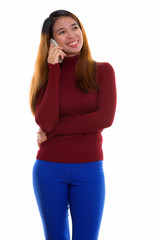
[46,63,117,139]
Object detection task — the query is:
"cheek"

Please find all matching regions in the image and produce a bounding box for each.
[55,37,66,47]
[79,31,83,42]
[79,32,83,45]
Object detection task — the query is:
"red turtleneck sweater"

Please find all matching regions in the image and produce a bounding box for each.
[35,55,117,163]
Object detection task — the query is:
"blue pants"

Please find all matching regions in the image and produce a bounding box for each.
[32,159,106,240]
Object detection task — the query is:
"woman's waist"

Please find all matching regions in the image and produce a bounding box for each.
[40,131,102,149]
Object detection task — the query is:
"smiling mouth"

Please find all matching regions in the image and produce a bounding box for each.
[67,40,79,46]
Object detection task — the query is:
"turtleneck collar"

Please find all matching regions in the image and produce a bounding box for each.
[60,54,79,67]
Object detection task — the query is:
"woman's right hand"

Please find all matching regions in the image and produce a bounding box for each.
[37,128,47,147]
[47,43,66,65]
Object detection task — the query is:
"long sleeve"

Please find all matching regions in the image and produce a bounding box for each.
[35,63,60,133]
[46,62,117,139]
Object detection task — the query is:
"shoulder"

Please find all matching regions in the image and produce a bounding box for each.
[96,62,115,81]
[96,62,115,73]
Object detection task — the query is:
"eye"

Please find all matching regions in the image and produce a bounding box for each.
[59,30,66,35]
[73,26,79,30]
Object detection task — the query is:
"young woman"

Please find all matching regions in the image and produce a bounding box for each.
[29,9,117,240]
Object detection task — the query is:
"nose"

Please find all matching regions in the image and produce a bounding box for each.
[67,30,75,39]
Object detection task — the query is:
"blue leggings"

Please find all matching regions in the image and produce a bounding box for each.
[32,159,106,240]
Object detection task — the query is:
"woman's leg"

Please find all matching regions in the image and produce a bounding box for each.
[32,159,70,240]
[68,160,106,240]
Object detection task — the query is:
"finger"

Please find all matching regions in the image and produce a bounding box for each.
[37,136,40,141]
[60,52,67,58]
[49,48,59,57]
[37,128,42,133]
[37,140,41,147]
[49,44,63,51]
[50,45,63,52]
[54,50,66,57]
[59,53,67,60]
[37,136,40,142]
[50,43,63,48]
[50,48,64,56]
[37,132,42,137]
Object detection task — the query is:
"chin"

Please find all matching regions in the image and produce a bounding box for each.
[65,50,80,56]
[65,47,82,55]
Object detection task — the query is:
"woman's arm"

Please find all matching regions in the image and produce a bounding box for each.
[35,63,60,133]
[46,62,117,139]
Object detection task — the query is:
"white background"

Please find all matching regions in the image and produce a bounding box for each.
[0,0,160,239]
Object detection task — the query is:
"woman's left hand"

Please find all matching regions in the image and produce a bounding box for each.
[37,128,47,147]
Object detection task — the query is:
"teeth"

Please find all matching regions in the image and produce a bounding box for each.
[68,41,78,46]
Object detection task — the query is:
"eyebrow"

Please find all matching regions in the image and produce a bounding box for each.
[56,23,78,33]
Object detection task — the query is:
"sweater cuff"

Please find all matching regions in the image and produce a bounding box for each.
[48,62,59,71]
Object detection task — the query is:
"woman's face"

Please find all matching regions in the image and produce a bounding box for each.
[52,16,83,57]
